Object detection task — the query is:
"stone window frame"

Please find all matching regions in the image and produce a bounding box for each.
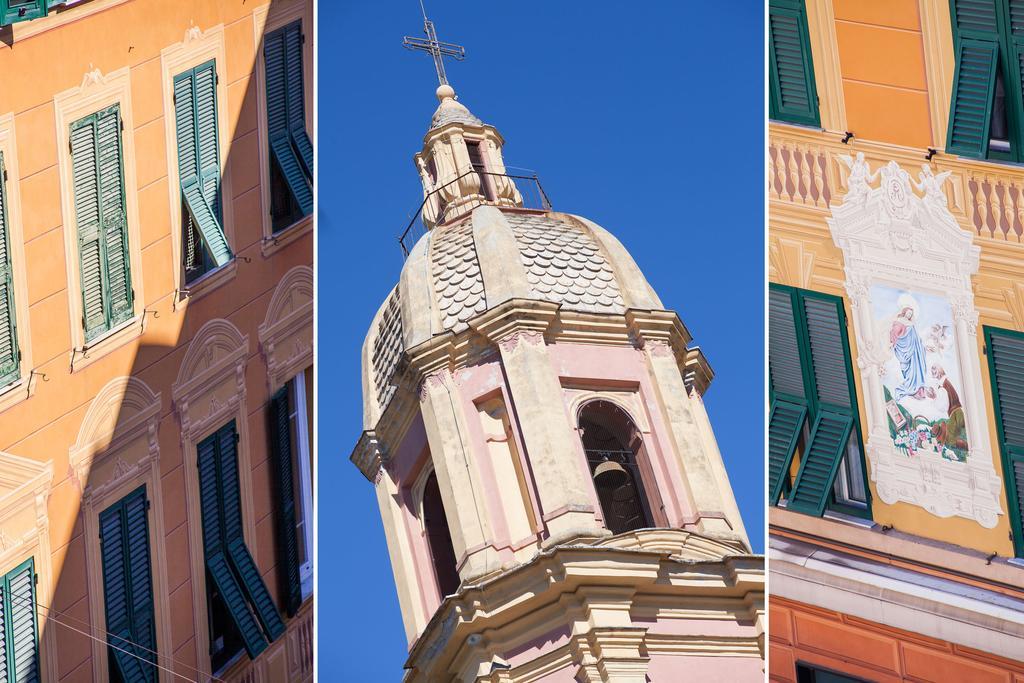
[53,66,147,373]
[171,318,257,680]
[0,113,34,412]
[160,25,238,306]
[252,0,313,257]
[0,451,53,681]
[69,376,172,682]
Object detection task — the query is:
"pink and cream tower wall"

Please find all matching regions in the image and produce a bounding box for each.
[351,84,765,682]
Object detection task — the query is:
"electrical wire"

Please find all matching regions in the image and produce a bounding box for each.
[3,589,226,683]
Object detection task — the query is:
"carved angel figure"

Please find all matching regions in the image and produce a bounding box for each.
[913,164,951,208]
[839,152,877,203]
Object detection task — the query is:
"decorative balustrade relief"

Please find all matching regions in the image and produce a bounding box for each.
[769,124,1024,245]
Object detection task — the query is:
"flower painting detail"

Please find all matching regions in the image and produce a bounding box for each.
[871,285,969,462]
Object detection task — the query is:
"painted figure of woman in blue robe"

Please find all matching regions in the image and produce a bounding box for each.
[889,306,932,400]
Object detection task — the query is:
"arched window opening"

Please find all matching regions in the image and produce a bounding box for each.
[422,470,461,597]
[579,400,653,534]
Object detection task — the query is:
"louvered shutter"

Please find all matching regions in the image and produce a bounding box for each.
[987,328,1024,556]
[96,107,132,328]
[768,0,820,127]
[264,23,312,218]
[768,400,807,505]
[175,64,231,269]
[100,487,157,683]
[0,0,46,26]
[0,152,18,387]
[802,295,853,409]
[70,115,108,341]
[197,427,267,659]
[788,411,854,515]
[769,288,805,399]
[217,424,286,640]
[947,39,1000,157]
[269,388,301,616]
[284,24,313,178]
[1,559,38,683]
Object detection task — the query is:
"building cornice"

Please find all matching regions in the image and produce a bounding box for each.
[403,529,764,680]
[769,533,1024,663]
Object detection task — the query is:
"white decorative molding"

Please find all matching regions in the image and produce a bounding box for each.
[259,266,313,391]
[828,159,1003,528]
[69,376,161,499]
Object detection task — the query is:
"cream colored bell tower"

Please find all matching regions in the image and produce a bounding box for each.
[351,44,764,681]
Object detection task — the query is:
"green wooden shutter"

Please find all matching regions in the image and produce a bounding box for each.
[70,115,108,341]
[264,23,312,218]
[1,558,39,683]
[71,105,132,343]
[769,287,806,399]
[284,24,313,178]
[197,427,267,659]
[175,63,231,269]
[217,424,286,640]
[802,295,853,409]
[788,411,855,515]
[99,487,157,683]
[0,152,18,387]
[96,107,133,329]
[768,400,808,505]
[986,327,1024,556]
[947,38,1000,157]
[0,0,46,26]
[768,0,820,127]
[268,387,301,616]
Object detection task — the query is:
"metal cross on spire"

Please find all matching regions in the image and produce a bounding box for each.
[402,1,465,87]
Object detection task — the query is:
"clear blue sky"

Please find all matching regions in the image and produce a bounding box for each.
[318,1,764,679]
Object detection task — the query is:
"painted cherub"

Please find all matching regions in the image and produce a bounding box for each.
[839,152,878,204]
[913,164,951,208]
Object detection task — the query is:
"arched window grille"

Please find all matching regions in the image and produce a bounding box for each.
[579,400,654,535]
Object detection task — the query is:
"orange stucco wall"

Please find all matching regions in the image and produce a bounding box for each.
[832,0,934,148]
[0,1,312,681]
[770,596,1024,683]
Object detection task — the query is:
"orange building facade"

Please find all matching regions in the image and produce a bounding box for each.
[0,1,313,681]
[770,1,1024,681]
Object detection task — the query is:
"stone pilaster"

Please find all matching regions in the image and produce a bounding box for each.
[418,366,502,583]
[473,301,608,547]
[626,309,740,541]
[566,587,651,683]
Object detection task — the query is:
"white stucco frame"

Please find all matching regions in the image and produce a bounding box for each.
[827,159,1003,528]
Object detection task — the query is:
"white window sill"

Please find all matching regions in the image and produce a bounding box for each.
[71,315,144,374]
[0,376,31,416]
[177,258,239,309]
[261,214,312,258]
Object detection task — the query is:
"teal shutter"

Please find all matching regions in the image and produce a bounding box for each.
[0,152,19,387]
[99,487,157,683]
[946,38,1000,157]
[217,426,286,640]
[986,327,1024,557]
[268,387,302,616]
[0,0,46,26]
[175,62,231,270]
[70,105,133,343]
[788,411,855,515]
[284,24,313,178]
[768,0,820,127]
[1,558,39,683]
[768,400,808,505]
[802,295,853,410]
[197,426,267,659]
[264,22,312,219]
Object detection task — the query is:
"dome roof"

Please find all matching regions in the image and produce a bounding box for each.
[429,84,484,130]
[361,206,663,427]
